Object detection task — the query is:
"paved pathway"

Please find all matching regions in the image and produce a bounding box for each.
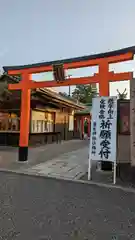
[0,140,89,173]
[0,171,135,239]
[0,140,133,189]
[26,147,89,180]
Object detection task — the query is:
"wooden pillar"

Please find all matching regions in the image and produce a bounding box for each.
[18,72,31,161]
[99,60,112,170]
[81,117,84,139]
[99,60,109,96]
[74,117,77,131]
[88,118,90,138]
[130,78,135,167]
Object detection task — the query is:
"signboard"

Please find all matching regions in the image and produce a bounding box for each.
[88,97,117,184]
[69,115,74,131]
[53,63,65,83]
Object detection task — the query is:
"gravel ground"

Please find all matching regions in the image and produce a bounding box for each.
[0,171,135,239]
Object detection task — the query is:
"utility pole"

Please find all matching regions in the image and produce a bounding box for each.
[67,74,72,97]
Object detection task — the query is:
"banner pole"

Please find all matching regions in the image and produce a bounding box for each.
[88,156,92,180]
[113,161,116,184]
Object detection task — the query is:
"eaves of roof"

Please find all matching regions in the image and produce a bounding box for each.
[0,74,85,110]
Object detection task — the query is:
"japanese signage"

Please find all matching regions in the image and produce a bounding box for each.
[89,97,117,162]
[53,63,65,83]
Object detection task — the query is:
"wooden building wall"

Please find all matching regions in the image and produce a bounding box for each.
[0,74,77,146]
[55,109,74,141]
[0,108,75,146]
[117,99,130,165]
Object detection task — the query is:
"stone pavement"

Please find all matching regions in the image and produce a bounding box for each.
[0,140,89,176]
[0,140,134,190]
[25,147,89,180]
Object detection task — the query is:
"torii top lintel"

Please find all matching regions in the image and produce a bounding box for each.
[3,46,135,75]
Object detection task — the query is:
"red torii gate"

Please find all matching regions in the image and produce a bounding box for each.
[3,46,134,161]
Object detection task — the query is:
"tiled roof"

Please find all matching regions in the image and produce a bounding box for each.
[37,88,85,109]
[0,74,85,110]
[75,104,92,115]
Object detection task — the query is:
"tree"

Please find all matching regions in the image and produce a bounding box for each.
[72,84,98,104]
[117,88,127,100]
[0,80,12,102]
[59,91,77,102]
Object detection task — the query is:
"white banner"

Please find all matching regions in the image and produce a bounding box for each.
[89,97,117,162]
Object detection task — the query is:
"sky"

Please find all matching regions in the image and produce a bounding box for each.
[0,0,135,98]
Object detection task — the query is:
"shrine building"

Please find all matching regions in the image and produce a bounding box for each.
[0,74,85,146]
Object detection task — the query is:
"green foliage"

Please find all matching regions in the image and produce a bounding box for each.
[72,84,98,104]
[59,91,77,102]
[0,81,12,101]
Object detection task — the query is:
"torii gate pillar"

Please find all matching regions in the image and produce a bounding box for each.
[18,72,31,161]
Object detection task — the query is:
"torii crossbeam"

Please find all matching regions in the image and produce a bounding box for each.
[3,46,135,161]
